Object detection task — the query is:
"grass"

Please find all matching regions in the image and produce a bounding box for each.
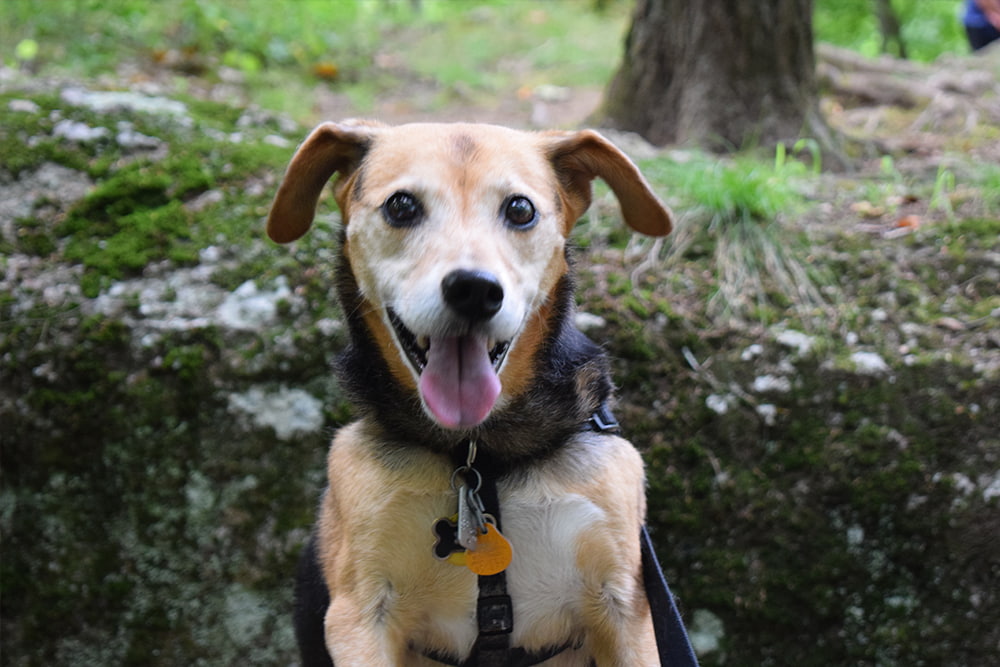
[638,149,830,325]
[5,0,629,123]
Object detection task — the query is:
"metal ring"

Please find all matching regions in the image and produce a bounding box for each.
[450,465,482,493]
[466,439,478,467]
[466,466,482,493]
[449,466,464,491]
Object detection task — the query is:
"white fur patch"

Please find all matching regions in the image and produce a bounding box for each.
[502,495,604,645]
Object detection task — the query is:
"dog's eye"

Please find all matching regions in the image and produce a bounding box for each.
[503,196,536,229]
[382,191,424,227]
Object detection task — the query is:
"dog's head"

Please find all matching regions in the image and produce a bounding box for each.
[268,121,671,431]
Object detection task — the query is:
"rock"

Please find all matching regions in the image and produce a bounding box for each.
[752,374,792,393]
[775,329,816,357]
[850,351,891,376]
[215,278,293,331]
[706,393,735,415]
[689,609,725,655]
[8,98,40,113]
[115,122,162,149]
[574,311,607,331]
[227,386,325,440]
[52,118,110,142]
[60,86,189,117]
[756,403,778,426]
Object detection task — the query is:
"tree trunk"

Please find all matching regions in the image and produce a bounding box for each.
[874,0,907,59]
[600,0,824,151]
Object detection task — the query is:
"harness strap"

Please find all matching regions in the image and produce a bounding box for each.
[424,640,577,667]
[587,401,621,434]
[425,449,574,667]
[427,403,699,667]
[469,470,513,667]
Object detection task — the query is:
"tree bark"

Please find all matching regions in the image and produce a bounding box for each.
[600,0,823,151]
[874,0,907,59]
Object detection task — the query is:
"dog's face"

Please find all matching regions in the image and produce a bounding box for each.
[268,121,671,431]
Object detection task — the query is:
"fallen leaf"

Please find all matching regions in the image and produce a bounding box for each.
[851,200,885,218]
[312,62,339,80]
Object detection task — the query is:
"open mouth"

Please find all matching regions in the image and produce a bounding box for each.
[386,308,510,375]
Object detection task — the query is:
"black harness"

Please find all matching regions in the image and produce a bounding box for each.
[421,461,576,667]
[423,405,700,667]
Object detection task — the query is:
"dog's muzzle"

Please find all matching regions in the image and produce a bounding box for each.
[385,270,515,431]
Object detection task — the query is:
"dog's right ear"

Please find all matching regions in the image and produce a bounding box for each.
[267,121,379,244]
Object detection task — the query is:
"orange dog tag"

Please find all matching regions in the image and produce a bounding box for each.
[465,523,513,576]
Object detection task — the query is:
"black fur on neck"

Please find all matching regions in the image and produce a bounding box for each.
[333,240,614,472]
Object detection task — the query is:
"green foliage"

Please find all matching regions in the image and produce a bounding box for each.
[4,0,629,122]
[967,163,1000,214]
[815,0,968,61]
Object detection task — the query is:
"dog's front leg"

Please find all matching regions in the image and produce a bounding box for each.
[324,591,409,666]
[579,556,660,666]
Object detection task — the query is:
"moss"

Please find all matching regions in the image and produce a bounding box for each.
[3,90,292,302]
[0,93,86,175]
[2,305,323,664]
[11,215,59,256]
[634,342,999,666]
[162,344,209,382]
[623,294,651,319]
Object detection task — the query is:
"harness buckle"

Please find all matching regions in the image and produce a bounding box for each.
[477,594,514,635]
[589,403,620,433]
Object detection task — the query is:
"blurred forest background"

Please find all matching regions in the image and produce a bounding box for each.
[2,1,998,666]
[1,0,979,124]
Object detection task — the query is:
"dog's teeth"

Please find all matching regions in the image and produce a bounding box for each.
[417,335,429,350]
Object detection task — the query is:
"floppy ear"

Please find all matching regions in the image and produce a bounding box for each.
[545,129,672,237]
[267,121,380,244]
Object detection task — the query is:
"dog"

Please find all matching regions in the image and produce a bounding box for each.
[267,120,674,666]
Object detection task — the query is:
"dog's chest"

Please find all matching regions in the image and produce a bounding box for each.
[426,491,601,648]
[504,494,602,627]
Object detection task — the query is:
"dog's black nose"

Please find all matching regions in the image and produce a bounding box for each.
[442,269,504,321]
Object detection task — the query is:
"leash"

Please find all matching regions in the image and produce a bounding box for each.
[426,405,699,667]
[640,524,700,666]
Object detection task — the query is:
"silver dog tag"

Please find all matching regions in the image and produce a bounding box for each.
[456,484,479,551]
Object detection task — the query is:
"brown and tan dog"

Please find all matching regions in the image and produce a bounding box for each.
[268,121,674,666]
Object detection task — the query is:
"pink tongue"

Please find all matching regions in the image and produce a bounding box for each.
[419,335,501,430]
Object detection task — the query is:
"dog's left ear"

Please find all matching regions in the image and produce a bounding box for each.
[545,130,672,237]
[267,121,380,244]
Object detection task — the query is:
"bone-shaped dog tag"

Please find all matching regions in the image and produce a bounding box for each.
[432,516,464,560]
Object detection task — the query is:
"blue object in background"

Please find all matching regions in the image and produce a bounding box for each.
[963,0,1000,50]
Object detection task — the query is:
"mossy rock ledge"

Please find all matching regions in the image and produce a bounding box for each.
[2,82,998,666]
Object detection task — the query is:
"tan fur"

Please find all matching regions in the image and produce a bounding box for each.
[268,121,673,666]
